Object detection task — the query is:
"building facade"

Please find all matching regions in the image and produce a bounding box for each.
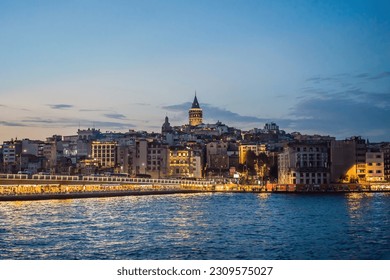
[382,143,390,182]
[168,146,202,178]
[91,141,117,169]
[206,141,229,170]
[365,150,385,182]
[278,142,330,184]
[238,143,267,164]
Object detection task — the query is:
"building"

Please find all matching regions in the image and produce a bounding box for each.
[161,116,173,134]
[238,143,267,164]
[145,140,169,178]
[206,141,229,171]
[91,141,117,169]
[77,128,102,141]
[365,150,385,182]
[278,142,330,184]
[264,122,279,134]
[2,140,22,172]
[381,143,390,182]
[330,137,367,183]
[168,146,202,178]
[131,139,169,178]
[188,94,203,126]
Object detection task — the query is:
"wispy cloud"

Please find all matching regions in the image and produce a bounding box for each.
[162,102,268,125]
[47,104,74,110]
[79,108,108,112]
[104,113,127,120]
[368,71,390,80]
[20,117,135,129]
[288,88,390,140]
[0,121,28,127]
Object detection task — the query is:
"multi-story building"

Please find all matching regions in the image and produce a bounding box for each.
[188,94,203,126]
[381,143,390,182]
[330,137,367,183]
[2,140,22,172]
[146,140,169,178]
[43,135,63,173]
[238,143,267,164]
[91,141,117,169]
[366,149,385,182]
[278,142,330,184]
[168,146,202,178]
[131,139,169,178]
[206,141,229,170]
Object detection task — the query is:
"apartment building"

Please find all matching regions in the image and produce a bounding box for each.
[278,142,330,184]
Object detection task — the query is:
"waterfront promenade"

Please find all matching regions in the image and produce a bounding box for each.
[0,174,389,201]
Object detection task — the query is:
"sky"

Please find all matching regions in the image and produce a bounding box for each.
[0,0,389,142]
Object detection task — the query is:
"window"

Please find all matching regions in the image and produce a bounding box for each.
[376,170,382,173]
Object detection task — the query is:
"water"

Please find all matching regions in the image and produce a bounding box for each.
[0,192,389,260]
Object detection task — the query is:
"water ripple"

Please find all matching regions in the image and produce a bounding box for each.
[0,193,389,259]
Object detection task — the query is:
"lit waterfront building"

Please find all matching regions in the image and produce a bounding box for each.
[278,142,330,184]
[366,150,385,182]
[238,143,267,164]
[188,93,203,127]
[91,141,117,169]
[330,137,367,183]
[381,143,390,182]
[168,146,202,178]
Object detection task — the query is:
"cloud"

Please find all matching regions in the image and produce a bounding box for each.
[20,117,135,130]
[354,73,369,78]
[288,89,390,140]
[47,104,74,110]
[162,102,268,125]
[21,118,54,124]
[0,121,28,127]
[90,121,135,129]
[79,108,108,112]
[104,113,127,120]
[368,71,390,80]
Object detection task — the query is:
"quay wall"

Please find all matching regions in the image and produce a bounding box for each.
[0,177,215,201]
[1,176,389,201]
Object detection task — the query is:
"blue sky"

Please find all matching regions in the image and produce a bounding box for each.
[0,0,389,141]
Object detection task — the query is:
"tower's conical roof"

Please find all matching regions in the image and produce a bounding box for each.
[191,94,200,109]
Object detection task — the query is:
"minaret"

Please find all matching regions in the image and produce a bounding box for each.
[189,93,203,126]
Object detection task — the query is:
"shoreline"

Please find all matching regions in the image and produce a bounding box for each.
[1,178,389,201]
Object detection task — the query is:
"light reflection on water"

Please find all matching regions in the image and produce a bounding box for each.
[0,193,389,260]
